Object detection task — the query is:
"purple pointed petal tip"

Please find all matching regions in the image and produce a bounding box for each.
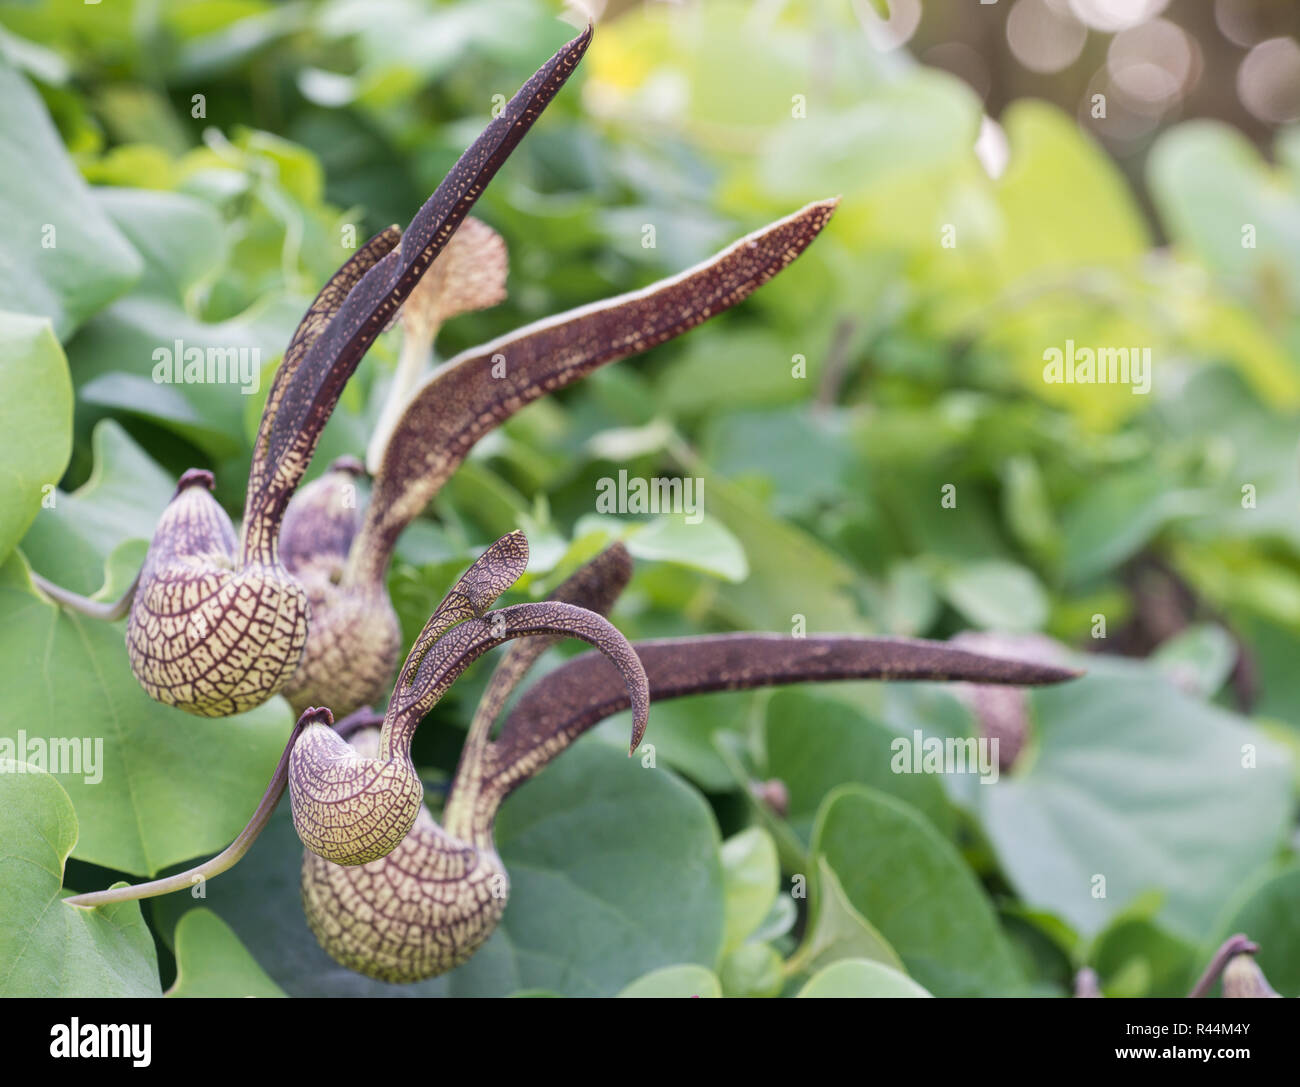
[174,468,216,496]
[298,705,335,728]
[628,708,647,756]
[328,455,367,476]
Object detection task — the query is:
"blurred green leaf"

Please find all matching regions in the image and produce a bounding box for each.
[1090,908,1197,999]
[94,188,226,303]
[719,942,784,998]
[937,559,1049,632]
[589,684,755,792]
[983,658,1294,940]
[764,688,954,844]
[575,511,749,583]
[1060,470,1200,583]
[720,826,779,953]
[1150,623,1237,700]
[0,59,141,338]
[1149,122,1300,306]
[702,408,852,519]
[617,963,721,998]
[796,958,932,998]
[993,101,1149,282]
[759,68,980,225]
[0,312,72,565]
[691,469,874,633]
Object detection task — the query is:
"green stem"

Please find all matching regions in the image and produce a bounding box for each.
[30,569,140,622]
[64,714,311,909]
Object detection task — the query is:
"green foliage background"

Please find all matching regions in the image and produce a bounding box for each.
[0,0,1297,998]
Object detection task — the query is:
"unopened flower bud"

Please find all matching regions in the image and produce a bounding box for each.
[1221,953,1281,998]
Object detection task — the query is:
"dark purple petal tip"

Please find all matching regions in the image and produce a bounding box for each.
[174,468,216,496]
[329,455,367,476]
[298,705,336,728]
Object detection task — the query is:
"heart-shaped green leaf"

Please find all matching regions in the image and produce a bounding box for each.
[812,784,1025,996]
[166,909,285,998]
[981,658,1293,939]
[0,552,291,875]
[786,856,904,978]
[0,762,159,996]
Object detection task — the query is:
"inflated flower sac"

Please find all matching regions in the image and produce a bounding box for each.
[64,534,1078,986]
[295,544,1079,983]
[29,27,593,716]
